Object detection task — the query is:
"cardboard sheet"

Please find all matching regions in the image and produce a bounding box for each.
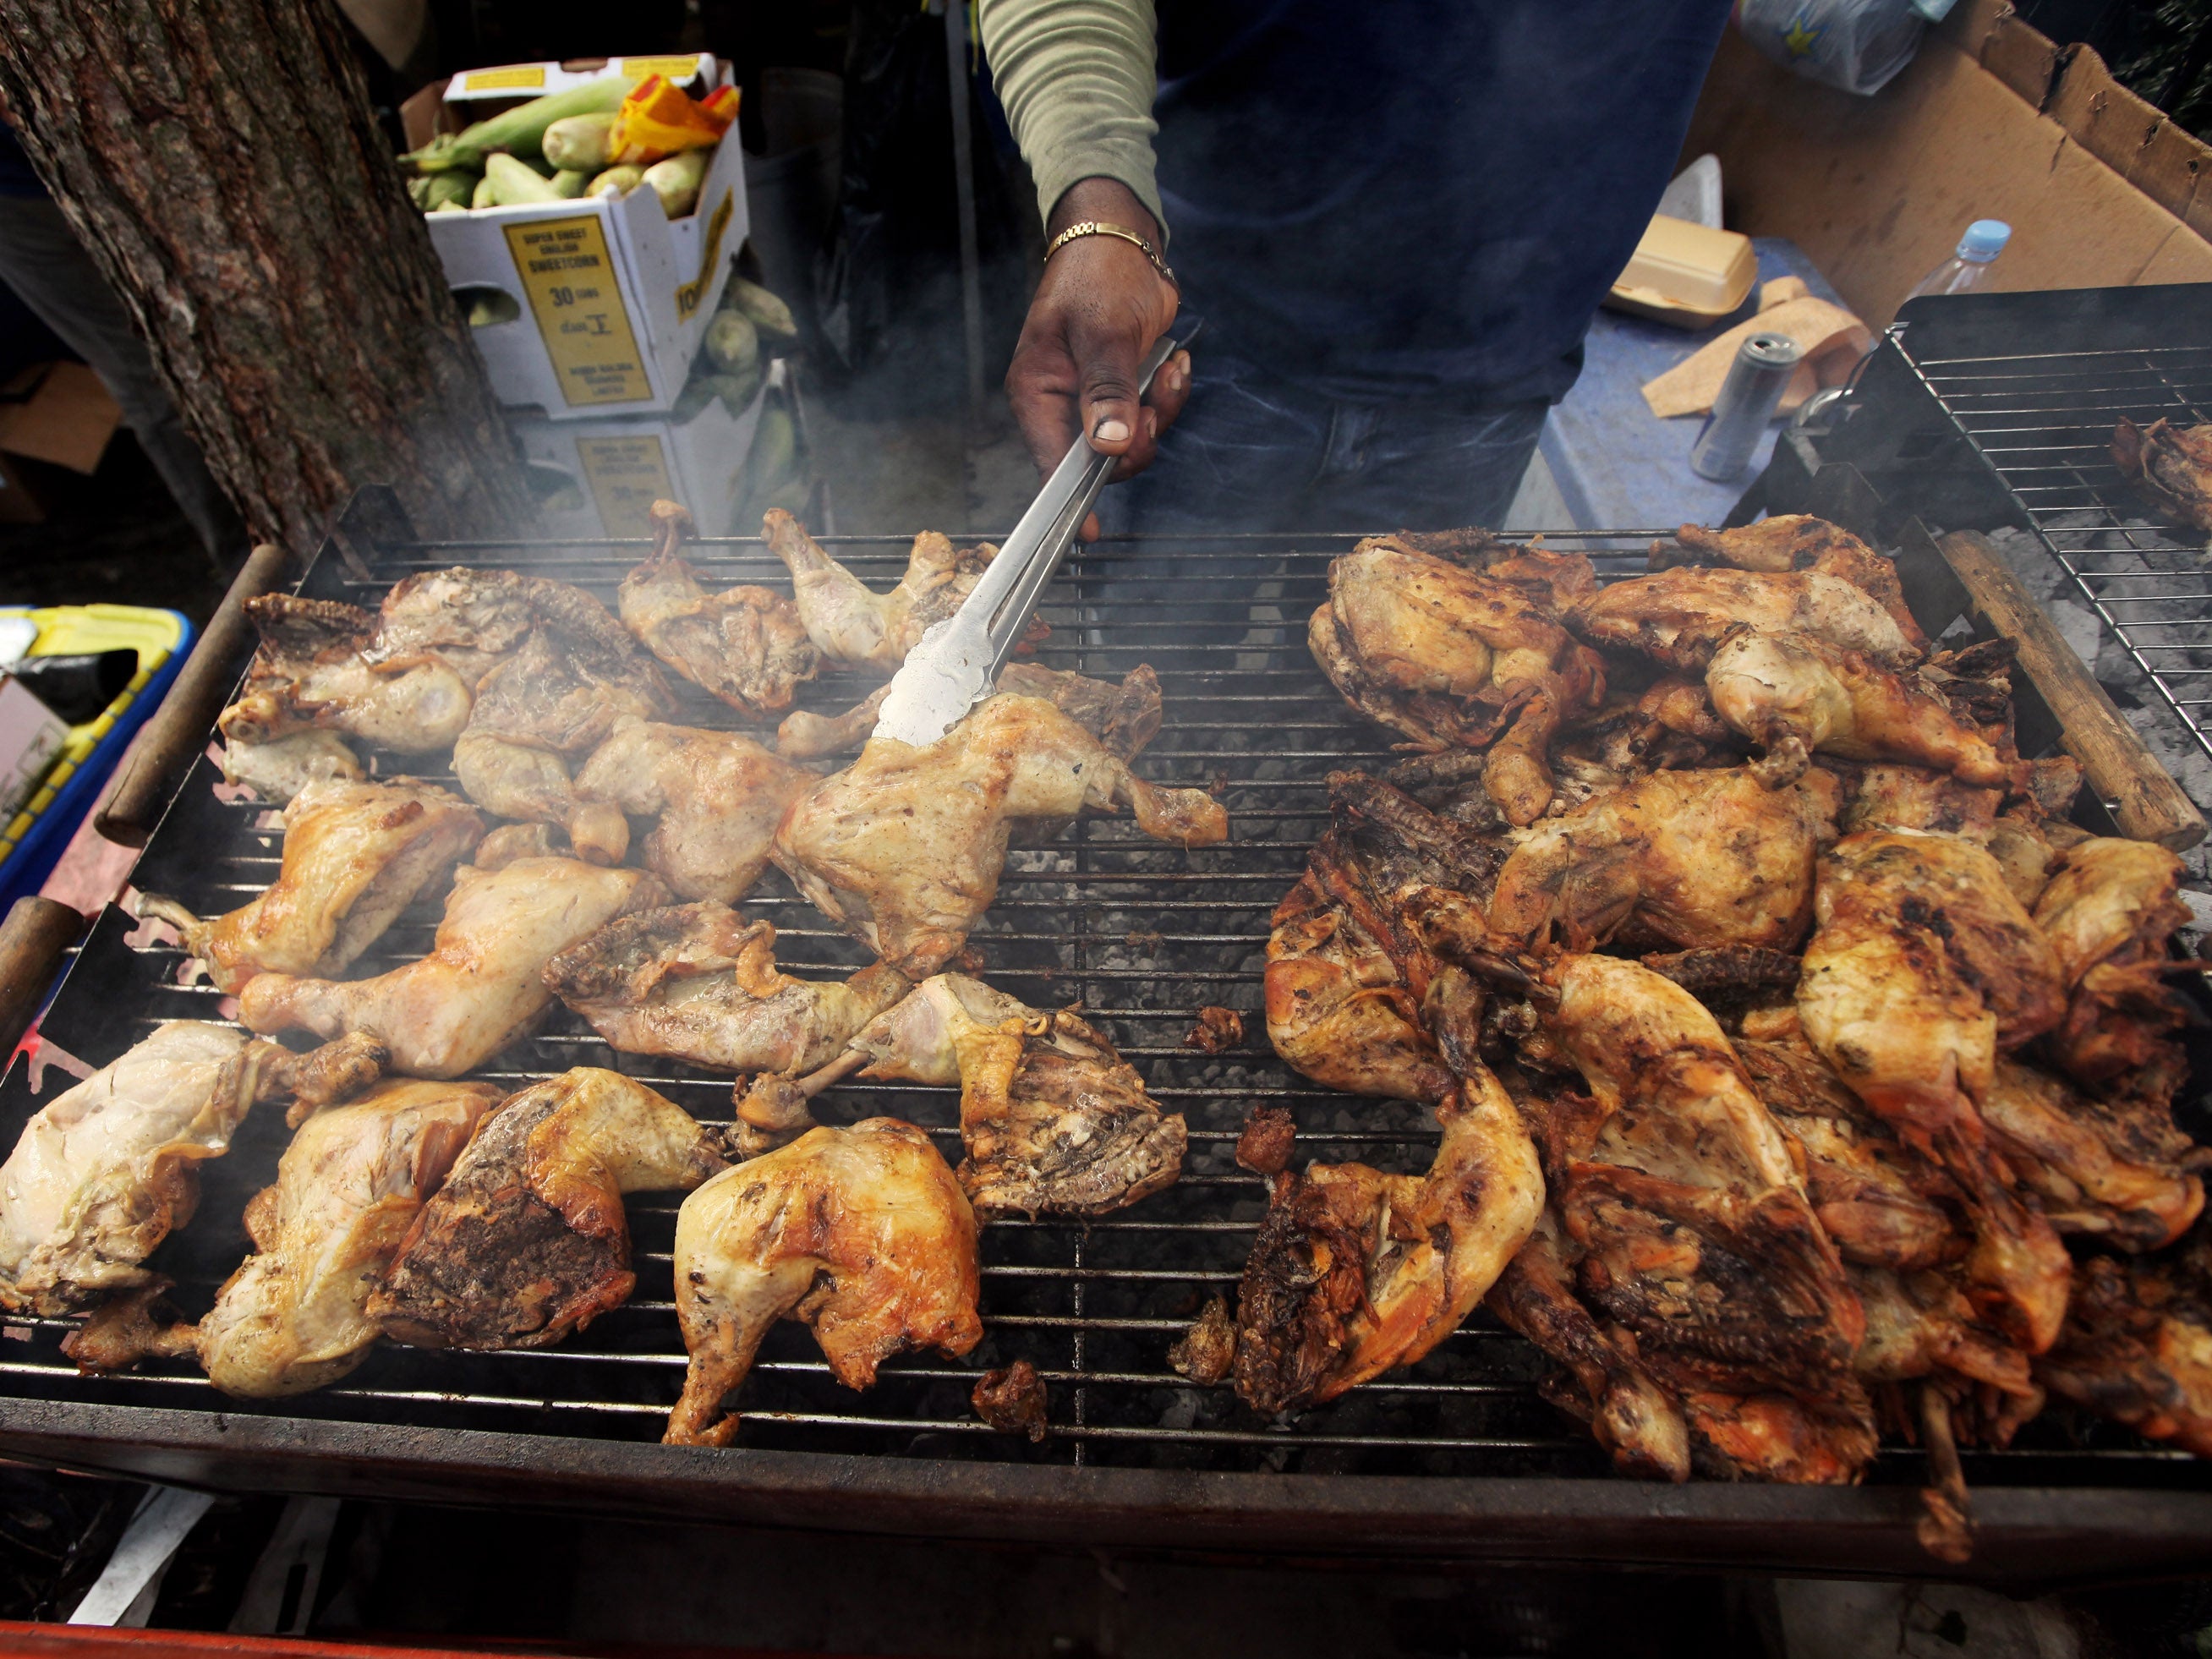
[1640,293,1870,419]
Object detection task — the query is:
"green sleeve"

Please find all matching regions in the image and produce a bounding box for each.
[977,0,1165,238]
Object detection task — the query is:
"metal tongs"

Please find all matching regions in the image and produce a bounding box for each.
[872,324,1196,747]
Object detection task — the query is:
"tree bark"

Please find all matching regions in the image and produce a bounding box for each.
[0,0,534,552]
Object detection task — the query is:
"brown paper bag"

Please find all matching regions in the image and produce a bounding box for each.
[1641,294,1871,419]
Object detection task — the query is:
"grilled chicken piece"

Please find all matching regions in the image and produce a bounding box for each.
[2031,837,2194,1109]
[2112,417,2212,533]
[1224,1066,1543,1415]
[1981,1060,2204,1251]
[846,974,1186,1218]
[776,663,1163,764]
[0,1027,386,1315]
[241,857,666,1078]
[621,570,819,720]
[1308,539,1605,824]
[1393,527,1600,611]
[370,567,632,686]
[371,1069,725,1350]
[572,717,813,904]
[1265,773,1507,1103]
[140,780,484,994]
[2038,1225,2212,1455]
[545,904,911,1075]
[1485,765,1840,953]
[1849,1263,2040,1444]
[452,628,672,866]
[219,596,475,755]
[1663,517,1928,654]
[79,1079,499,1397]
[774,693,1228,978]
[972,1359,1049,1440]
[665,1117,983,1446]
[764,509,1002,675]
[219,731,364,806]
[1799,830,2071,1352]
[1569,566,1916,672]
[1833,761,2001,843]
[1705,628,2009,791]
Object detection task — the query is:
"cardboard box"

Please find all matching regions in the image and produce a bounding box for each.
[0,676,68,827]
[512,381,764,541]
[415,60,747,419]
[0,362,124,524]
[1681,14,2212,326]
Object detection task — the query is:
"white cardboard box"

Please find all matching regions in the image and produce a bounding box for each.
[0,676,67,826]
[424,60,747,419]
[513,381,764,541]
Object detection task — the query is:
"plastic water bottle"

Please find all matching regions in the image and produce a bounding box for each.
[1903,220,2011,302]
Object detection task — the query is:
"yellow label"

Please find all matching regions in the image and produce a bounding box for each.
[618,54,709,81]
[576,436,676,539]
[503,217,652,407]
[462,65,546,91]
[675,189,735,321]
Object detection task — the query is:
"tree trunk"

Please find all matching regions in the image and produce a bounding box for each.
[0,0,534,552]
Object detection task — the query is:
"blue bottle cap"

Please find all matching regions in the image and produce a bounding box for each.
[1957,220,2011,262]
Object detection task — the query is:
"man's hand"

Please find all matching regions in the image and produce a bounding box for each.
[1006,177,1190,533]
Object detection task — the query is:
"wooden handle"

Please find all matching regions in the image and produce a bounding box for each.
[0,896,85,1058]
[1936,529,2206,851]
[96,541,289,848]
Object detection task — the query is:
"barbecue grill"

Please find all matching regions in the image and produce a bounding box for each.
[0,490,2208,1585]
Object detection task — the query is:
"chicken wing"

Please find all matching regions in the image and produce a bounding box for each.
[764,508,1004,674]
[1220,1064,1542,1415]
[665,1117,983,1446]
[0,1026,386,1315]
[2037,1225,2212,1456]
[844,973,1186,1218]
[1705,628,2010,790]
[1662,517,1928,654]
[218,596,475,755]
[2112,417,2212,534]
[618,501,819,716]
[1308,539,1605,823]
[1569,566,1916,672]
[451,628,672,866]
[545,903,911,1075]
[1484,765,1840,953]
[776,663,1163,764]
[774,693,1228,977]
[140,780,484,994]
[240,856,666,1078]
[572,717,813,903]
[372,1069,725,1350]
[2031,837,2194,1109]
[1798,830,2071,1351]
[1981,1059,2204,1251]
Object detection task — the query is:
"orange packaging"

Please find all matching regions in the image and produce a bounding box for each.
[610,76,738,165]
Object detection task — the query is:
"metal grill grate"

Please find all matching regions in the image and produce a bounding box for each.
[1901,338,2212,761]
[0,528,2200,1497]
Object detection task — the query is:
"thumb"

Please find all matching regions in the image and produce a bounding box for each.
[1078,338,1144,459]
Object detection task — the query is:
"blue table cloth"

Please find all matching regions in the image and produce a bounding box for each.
[1538,238,1850,533]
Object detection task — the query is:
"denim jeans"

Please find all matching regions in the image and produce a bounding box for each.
[1097,351,1550,537]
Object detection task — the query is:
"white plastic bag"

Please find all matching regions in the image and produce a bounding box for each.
[1735,0,1958,96]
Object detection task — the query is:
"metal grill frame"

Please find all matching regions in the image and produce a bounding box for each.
[0,496,2208,1582]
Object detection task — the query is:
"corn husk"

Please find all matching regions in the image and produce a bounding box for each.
[641,149,709,218]
[402,77,628,172]
[586,164,646,199]
[543,112,616,172]
[724,276,797,339]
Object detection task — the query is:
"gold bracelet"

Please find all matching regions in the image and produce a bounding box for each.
[1044,221,1176,287]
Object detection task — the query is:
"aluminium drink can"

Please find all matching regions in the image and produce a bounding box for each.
[1689,332,1804,481]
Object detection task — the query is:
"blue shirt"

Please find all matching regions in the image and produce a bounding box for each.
[1153,1,1732,405]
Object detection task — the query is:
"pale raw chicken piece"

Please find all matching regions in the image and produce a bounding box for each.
[776,663,1162,763]
[1799,830,2071,1353]
[2031,837,2195,1109]
[1663,517,1929,653]
[572,717,813,903]
[218,596,474,755]
[845,973,1186,1218]
[1219,1062,1542,1414]
[618,502,818,717]
[1307,539,1606,824]
[1484,764,1841,952]
[665,1117,983,1446]
[1569,566,1916,671]
[545,904,910,1075]
[1980,1060,2204,1251]
[1705,628,2010,790]
[764,508,999,674]
[140,780,485,994]
[0,1025,386,1315]
[239,857,666,1078]
[219,731,363,806]
[371,1069,725,1351]
[452,628,672,866]
[774,693,1228,977]
[68,1078,501,1396]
